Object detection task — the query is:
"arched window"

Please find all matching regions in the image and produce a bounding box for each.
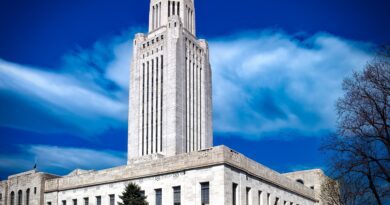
[18,190,22,205]
[296,179,304,185]
[26,189,30,205]
[10,192,15,205]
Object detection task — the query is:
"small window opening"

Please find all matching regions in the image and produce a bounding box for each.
[201,182,209,205]
[232,183,238,205]
[296,179,304,185]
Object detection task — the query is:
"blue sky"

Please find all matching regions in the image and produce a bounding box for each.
[0,0,389,179]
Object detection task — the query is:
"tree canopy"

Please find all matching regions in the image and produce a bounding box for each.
[322,46,390,205]
[118,182,148,205]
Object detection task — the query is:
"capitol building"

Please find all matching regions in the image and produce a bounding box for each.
[0,0,329,205]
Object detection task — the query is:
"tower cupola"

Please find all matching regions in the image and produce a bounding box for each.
[149,0,196,35]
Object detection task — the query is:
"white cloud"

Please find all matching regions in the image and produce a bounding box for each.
[210,30,373,139]
[0,30,134,137]
[0,145,126,175]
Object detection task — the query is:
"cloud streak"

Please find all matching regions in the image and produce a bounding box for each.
[0,145,126,175]
[0,30,134,138]
[210,30,373,139]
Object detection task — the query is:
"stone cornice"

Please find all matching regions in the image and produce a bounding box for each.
[44,146,318,202]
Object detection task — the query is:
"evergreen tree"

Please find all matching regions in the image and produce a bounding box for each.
[118,183,148,205]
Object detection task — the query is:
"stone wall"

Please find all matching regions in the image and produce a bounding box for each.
[4,170,59,205]
[45,165,226,205]
[0,180,7,205]
[45,146,317,203]
[283,169,327,205]
[224,166,315,205]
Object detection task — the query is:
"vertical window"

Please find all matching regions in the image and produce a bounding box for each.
[160,55,163,152]
[109,195,115,205]
[26,189,30,205]
[283,201,287,205]
[96,196,101,205]
[73,199,77,205]
[152,6,155,29]
[168,1,171,17]
[34,188,37,194]
[274,197,279,205]
[155,56,159,153]
[142,62,145,156]
[246,188,251,205]
[140,191,145,197]
[151,59,154,154]
[146,60,149,155]
[173,186,181,205]
[267,194,270,205]
[0,193,2,200]
[17,190,22,205]
[84,197,89,205]
[47,202,52,205]
[10,192,15,205]
[172,1,175,15]
[232,183,238,205]
[177,2,180,16]
[187,8,190,30]
[258,191,262,205]
[159,2,162,27]
[290,203,293,205]
[201,182,209,205]
[155,189,162,205]
[62,200,66,205]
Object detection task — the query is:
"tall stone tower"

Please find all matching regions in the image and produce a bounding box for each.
[128,0,212,163]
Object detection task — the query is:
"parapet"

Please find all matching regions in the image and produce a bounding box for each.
[44,146,316,201]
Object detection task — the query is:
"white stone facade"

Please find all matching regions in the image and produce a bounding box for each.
[42,146,317,205]
[0,180,7,205]
[1,171,58,205]
[128,0,212,161]
[1,147,321,205]
[1,0,330,205]
[283,169,330,205]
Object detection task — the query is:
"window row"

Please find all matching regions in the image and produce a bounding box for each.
[153,182,209,205]
[185,38,204,58]
[142,35,164,49]
[10,188,37,205]
[168,1,181,18]
[232,183,302,205]
[142,46,164,60]
[50,195,115,205]
[50,183,209,205]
